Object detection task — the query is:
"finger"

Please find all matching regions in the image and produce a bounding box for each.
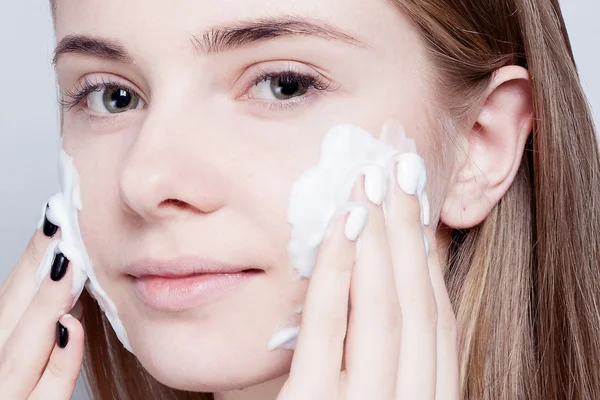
[283,204,367,400]
[0,254,75,399]
[0,227,57,300]
[386,153,437,399]
[424,227,459,400]
[0,208,61,344]
[29,314,84,400]
[0,203,58,296]
[344,168,400,400]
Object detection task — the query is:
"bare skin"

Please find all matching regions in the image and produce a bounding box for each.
[0,165,459,400]
[0,228,84,399]
[0,0,533,397]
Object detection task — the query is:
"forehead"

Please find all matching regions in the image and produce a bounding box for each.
[53,0,419,53]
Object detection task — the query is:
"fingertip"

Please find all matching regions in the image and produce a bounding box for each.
[34,259,76,319]
[59,314,83,334]
[344,205,369,241]
[42,220,59,239]
[324,203,367,243]
[32,314,85,398]
[385,157,424,228]
[57,314,84,351]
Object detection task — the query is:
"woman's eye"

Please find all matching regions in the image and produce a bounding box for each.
[87,87,145,114]
[248,74,312,101]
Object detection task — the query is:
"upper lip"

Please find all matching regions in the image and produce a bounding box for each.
[126,256,259,278]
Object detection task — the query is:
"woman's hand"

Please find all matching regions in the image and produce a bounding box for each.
[0,212,84,399]
[278,156,459,400]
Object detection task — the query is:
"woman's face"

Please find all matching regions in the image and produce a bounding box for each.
[54,0,444,392]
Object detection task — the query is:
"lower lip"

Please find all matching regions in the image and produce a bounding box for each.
[133,271,260,311]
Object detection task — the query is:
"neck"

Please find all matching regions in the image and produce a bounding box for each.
[213,374,288,400]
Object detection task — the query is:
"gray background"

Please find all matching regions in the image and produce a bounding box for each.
[0,1,598,399]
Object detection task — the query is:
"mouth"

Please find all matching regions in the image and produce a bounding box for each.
[127,257,264,311]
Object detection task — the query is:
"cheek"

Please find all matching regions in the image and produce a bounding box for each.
[67,153,125,283]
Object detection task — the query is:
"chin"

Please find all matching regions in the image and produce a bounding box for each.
[121,297,297,392]
[112,268,307,392]
[131,322,294,392]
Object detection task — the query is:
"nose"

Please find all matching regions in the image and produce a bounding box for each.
[119,109,227,221]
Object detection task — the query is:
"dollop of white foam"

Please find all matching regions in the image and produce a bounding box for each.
[286,121,416,278]
[36,148,133,353]
[270,121,419,350]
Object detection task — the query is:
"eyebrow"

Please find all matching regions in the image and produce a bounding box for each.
[52,35,131,66]
[191,16,363,54]
[52,16,363,66]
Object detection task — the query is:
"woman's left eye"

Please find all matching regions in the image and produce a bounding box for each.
[246,71,330,102]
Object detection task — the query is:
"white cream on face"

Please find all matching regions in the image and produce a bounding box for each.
[36,147,133,353]
[286,121,418,278]
[269,121,428,350]
[33,123,426,354]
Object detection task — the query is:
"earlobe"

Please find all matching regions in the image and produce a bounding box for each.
[441,66,533,229]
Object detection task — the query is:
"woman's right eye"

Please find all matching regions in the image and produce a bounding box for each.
[60,77,146,116]
[87,86,145,114]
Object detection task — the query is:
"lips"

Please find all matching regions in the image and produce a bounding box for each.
[127,257,263,311]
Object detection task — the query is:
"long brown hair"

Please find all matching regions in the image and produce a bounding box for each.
[392,0,600,398]
[50,0,600,398]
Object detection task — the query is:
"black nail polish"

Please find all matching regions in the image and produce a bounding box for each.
[42,204,58,238]
[50,252,69,281]
[56,321,69,349]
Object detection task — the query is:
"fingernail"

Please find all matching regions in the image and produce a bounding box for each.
[396,153,426,196]
[422,192,430,226]
[56,320,69,348]
[42,204,58,238]
[345,206,368,241]
[50,252,69,282]
[363,165,386,206]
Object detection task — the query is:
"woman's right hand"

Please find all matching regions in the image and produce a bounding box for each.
[0,216,84,399]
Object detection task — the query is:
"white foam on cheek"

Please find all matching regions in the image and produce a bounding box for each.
[286,122,416,278]
[36,148,133,353]
[269,121,418,350]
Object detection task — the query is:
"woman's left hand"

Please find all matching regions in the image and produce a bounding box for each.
[277,157,460,399]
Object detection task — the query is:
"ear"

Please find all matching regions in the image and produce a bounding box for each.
[440,66,533,229]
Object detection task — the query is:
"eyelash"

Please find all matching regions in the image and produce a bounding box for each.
[245,67,331,110]
[59,68,332,116]
[250,68,331,94]
[58,75,138,112]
